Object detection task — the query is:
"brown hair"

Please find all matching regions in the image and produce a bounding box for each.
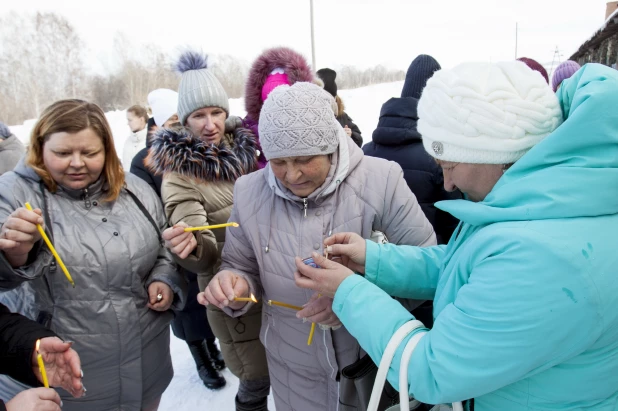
[26,99,125,202]
[127,104,149,122]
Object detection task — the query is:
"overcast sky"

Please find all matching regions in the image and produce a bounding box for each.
[2,0,610,74]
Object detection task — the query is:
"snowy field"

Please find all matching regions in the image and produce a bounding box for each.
[8,81,403,410]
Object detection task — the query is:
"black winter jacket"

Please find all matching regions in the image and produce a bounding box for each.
[363,97,461,244]
[337,112,363,148]
[0,302,56,408]
[130,147,162,197]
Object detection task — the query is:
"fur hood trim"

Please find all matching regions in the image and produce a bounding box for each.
[245,47,314,122]
[145,126,259,182]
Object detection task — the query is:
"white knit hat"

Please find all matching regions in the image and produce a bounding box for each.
[147,89,179,127]
[418,61,563,164]
[259,82,342,160]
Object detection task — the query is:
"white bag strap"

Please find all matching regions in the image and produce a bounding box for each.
[367,320,424,411]
[398,331,464,411]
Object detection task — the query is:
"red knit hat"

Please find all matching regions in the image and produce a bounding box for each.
[517,57,549,84]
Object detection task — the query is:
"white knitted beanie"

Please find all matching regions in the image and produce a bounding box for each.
[259,82,342,160]
[418,61,563,164]
[147,89,178,127]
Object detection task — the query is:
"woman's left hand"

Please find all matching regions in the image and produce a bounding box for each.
[32,337,84,398]
[147,281,174,311]
[294,252,354,299]
[162,222,197,259]
[296,292,342,328]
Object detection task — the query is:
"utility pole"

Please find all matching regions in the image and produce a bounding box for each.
[310,0,316,68]
[515,22,518,59]
[549,46,563,78]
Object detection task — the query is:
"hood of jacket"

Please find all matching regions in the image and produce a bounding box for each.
[145,125,260,183]
[437,63,618,226]
[371,97,422,146]
[245,47,314,123]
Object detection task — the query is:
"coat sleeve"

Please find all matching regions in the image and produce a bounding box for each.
[376,162,436,248]
[335,227,600,404]
[161,174,219,274]
[0,302,56,387]
[133,177,188,311]
[0,174,54,291]
[218,186,262,318]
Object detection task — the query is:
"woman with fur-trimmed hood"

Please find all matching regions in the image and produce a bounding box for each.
[242,47,315,150]
[147,51,270,411]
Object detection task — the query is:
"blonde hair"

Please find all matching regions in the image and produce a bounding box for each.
[26,99,125,202]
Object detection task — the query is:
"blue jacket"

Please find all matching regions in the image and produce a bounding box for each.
[333,64,618,410]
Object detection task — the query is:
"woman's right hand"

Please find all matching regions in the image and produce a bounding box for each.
[199,270,250,311]
[5,387,62,411]
[162,222,197,259]
[324,232,367,275]
[0,207,43,267]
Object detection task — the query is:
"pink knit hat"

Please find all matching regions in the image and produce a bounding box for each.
[261,69,290,102]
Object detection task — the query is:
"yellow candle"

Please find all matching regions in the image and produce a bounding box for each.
[35,340,49,388]
[234,294,258,303]
[267,300,303,311]
[307,322,316,346]
[184,222,239,232]
[25,202,75,287]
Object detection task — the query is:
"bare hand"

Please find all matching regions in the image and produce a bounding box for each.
[294,253,354,298]
[296,292,342,327]
[5,387,62,411]
[324,232,366,274]
[32,337,84,398]
[162,222,197,259]
[201,270,250,310]
[344,126,352,137]
[147,281,174,311]
[0,207,44,267]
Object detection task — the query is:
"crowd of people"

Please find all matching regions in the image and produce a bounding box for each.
[0,42,615,411]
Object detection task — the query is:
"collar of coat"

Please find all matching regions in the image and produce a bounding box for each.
[145,126,260,182]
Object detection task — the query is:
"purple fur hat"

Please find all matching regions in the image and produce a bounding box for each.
[244,47,314,122]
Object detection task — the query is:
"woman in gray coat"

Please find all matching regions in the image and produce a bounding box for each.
[201,82,436,410]
[0,99,186,411]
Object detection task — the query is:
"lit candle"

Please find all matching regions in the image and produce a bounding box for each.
[35,339,49,388]
[184,222,239,232]
[267,300,303,311]
[25,202,75,287]
[234,293,258,303]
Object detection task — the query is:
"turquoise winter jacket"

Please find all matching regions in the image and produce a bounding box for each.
[333,63,618,410]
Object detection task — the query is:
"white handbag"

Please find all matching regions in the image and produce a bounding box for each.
[366,320,464,411]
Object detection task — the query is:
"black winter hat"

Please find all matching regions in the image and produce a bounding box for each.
[316,68,337,97]
[401,55,441,99]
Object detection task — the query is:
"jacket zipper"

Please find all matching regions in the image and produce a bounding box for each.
[302,198,308,218]
[83,188,91,210]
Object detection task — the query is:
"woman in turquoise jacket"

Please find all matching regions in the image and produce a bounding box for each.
[294,62,618,410]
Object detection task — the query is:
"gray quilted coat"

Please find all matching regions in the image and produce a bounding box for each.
[0,160,187,411]
[220,135,436,410]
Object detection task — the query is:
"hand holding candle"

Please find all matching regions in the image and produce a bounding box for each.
[33,337,85,398]
[147,281,174,311]
[0,206,44,269]
[202,270,252,310]
[162,222,197,259]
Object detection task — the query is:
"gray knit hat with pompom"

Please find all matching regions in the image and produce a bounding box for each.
[174,51,229,125]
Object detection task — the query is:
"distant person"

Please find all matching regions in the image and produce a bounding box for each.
[243,47,315,168]
[130,89,180,197]
[0,302,84,411]
[0,121,25,176]
[363,54,461,244]
[552,60,581,92]
[316,68,363,147]
[123,104,149,170]
[517,57,549,83]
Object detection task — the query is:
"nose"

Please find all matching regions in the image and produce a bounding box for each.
[69,153,85,169]
[286,165,302,184]
[443,172,457,192]
[203,115,216,131]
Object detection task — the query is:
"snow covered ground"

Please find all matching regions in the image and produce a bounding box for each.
[8,81,404,410]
